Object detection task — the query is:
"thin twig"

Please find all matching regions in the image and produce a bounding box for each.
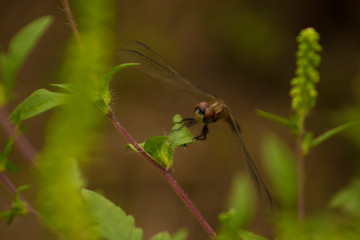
[60,0,82,45]
[107,110,217,239]
[0,107,36,164]
[59,1,216,236]
[0,172,40,218]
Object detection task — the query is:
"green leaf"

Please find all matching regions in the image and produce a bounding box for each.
[256,109,292,127]
[0,211,12,221]
[5,161,19,172]
[95,63,140,114]
[256,110,300,135]
[50,83,75,93]
[311,121,359,148]
[0,83,5,105]
[330,179,360,216]
[168,114,195,149]
[237,230,268,240]
[144,136,172,168]
[302,132,314,156]
[219,176,255,238]
[0,16,53,102]
[0,184,30,225]
[126,142,145,153]
[150,232,172,240]
[127,114,194,170]
[16,185,30,194]
[171,229,188,240]
[150,230,187,240]
[261,133,297,208]
[82,189,143,240]
[10,89,67,126]
[0,138,14,171]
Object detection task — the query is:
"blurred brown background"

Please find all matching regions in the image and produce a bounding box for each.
[1,0,360,239]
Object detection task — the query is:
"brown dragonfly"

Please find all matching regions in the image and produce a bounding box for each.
[118,41,272,206]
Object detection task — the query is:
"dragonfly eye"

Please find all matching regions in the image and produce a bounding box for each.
[197,102,209,110]
[204,107,215,119]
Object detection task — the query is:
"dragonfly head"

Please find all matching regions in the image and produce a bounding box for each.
[194,102,216,124]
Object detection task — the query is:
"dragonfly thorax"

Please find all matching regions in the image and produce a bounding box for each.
[194,101,228,124]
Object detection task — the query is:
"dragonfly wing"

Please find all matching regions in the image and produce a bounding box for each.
[226,108,272,207]
[118,43,217,101]
[124,40,180,75]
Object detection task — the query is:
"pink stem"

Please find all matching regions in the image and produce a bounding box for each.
[0,107,36,163]
[60,0,82,45]
[0,172,39,218]
[107,110,217,239]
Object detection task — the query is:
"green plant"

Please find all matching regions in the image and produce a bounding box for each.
[1,2,360,240]
[257,28,360,239]
[257,27,358,221]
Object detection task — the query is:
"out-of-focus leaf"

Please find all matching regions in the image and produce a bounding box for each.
[237,230,268,240]
[150,232,172,240]
[0,83,5,105]
[10,89,67,126]
[82,189,143,240]
[171,229,188,240]
[5,161,19,172]
[219,176,256,238]
[50,83,75,93]
[302,132,313,156]
[0,138,14,171]
[256,109,299,135]
[330,179,360,216]
[0,16,52,102]
[261,133,297,208]
[311,121,358,148]
[256,109,292,128]
[0,183,30,225]
[150,229,188,240]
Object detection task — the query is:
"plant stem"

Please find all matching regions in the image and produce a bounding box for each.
[107,110,217,239]
[60,0,82,45]
[296,119,305,222]
[0,172,40,218]
[59,2,216,237]
[0,107,36,163]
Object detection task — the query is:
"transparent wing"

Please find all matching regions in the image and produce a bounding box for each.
[124,40,180,75]
[118,41,217,101]
[119,41,272,206]
[226,108,272,207]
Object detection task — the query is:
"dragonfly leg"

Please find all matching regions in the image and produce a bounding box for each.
[174,118,195,124]
[194,125,208,140]
[173,118,196,131]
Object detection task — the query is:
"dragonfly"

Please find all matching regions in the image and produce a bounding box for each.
[118,41,272,206]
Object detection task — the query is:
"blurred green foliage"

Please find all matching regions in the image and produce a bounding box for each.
[10,89,67,126]
[0,16,52,105]
[262,133,297,209]
[1,2,360,240]
[0,185,29,225]
[35,0,116,238]
[82,189,188,240]
[218,176,259,240]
